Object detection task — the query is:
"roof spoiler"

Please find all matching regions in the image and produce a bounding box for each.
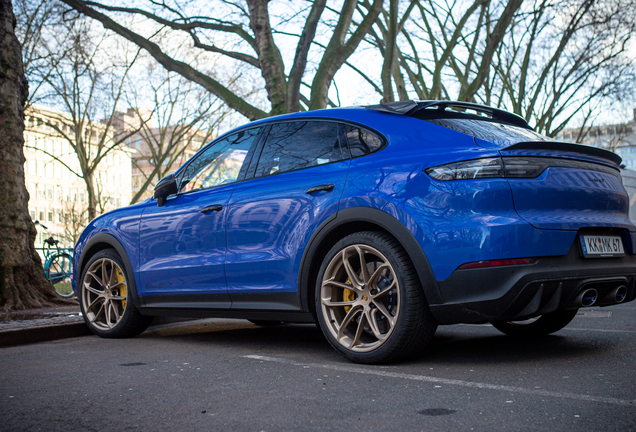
[504,141,622,166]
[365,100,532,130]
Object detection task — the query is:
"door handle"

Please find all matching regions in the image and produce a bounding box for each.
[305,184,335,194]
[200,204,223,213]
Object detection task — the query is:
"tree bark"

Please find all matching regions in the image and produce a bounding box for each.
[247,0,287,116]
[0,0,62,310]
[84,170,96,221]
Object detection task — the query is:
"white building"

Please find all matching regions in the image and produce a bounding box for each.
[558,109,636,168]
[24,106,133,249]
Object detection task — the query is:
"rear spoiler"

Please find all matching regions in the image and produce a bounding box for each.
[365,100,532,130]
[504,141,622,166]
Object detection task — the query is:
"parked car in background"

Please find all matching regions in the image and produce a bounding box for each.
[73,101,636,364]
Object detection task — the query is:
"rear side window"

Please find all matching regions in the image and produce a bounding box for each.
[255,121,343,177]
[343,125,384,157]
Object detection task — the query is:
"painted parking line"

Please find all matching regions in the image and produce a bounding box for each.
[457,323,636,334]
[243,355,636,407]
[562,327,636,334]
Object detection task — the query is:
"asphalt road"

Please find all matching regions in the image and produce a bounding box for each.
[2,304,635,432]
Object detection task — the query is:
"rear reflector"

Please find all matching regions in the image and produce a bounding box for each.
[458,257,538,270]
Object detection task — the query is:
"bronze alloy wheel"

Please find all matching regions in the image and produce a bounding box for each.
[320,244,400,353]
[81,257,129,331]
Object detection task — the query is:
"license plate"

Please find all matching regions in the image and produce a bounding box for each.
[580,235,624,257]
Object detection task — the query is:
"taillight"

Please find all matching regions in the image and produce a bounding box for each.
[425,157,619,181]
[424,158,503,181]
[457,257,538,270]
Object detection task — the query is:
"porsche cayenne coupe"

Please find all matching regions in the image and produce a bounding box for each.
[73,100,636,364]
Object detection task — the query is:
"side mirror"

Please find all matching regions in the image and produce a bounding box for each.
[153,174,178,207]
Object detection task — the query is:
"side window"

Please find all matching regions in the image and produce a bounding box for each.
[179,128,260,193]
[343,124,384,158]
[255,121,342,178]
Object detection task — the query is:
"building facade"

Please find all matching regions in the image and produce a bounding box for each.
[24,106,132,249]
[558,109,636,168]
[112,108,210,203]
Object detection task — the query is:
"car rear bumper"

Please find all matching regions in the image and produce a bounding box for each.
[430,241,636,324]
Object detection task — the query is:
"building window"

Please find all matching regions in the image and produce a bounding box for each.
[30,210,35,220]
[47,188,53,200]
[47,211,53,222]
[116,196,120,206]
[79,192,85,203]
[39,211,44,221]
[57,212,62,223]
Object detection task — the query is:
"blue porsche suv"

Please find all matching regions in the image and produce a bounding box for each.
[73,100,636,364]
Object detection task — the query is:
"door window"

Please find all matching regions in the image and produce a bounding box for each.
[179,128,260,193]
[255,121,343,178]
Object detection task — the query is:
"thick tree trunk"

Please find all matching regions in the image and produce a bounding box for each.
[0,0,62,310]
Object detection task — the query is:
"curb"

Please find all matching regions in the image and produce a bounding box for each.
[0,322,92,348]
[0,316,196,348]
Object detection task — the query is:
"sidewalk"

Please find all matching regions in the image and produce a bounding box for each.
[0,304,89,348]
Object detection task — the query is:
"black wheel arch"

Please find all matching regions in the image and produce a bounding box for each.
[298,206,442,315]
[77,233,143,309]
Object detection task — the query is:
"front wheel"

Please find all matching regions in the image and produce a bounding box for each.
[315,231,437,364]
[46,252,75,298]
[79,249,151,338]
[491,309,579,337]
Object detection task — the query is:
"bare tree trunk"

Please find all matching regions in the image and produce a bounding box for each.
[84,170,97,221]
[0,0,62,310]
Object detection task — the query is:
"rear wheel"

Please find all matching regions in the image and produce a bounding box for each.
[491,309,579,337]
[79,249,151,338]
[46,252,74,298]
[315,231,437,364]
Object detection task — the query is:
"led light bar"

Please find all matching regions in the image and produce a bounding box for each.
[425,157,620,181]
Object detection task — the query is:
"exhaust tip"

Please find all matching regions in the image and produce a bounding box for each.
[581,289,598,307]
[615,286,627,303]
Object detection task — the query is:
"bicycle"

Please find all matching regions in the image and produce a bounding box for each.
[35,222,75,298]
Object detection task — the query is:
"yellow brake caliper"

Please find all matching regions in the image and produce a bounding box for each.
[115,268,127,310]
[343,278,355,313]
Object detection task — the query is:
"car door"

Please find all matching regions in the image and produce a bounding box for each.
[225,120,350,310]
[138,127,262,308]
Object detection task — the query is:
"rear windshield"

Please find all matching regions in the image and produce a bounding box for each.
[426,118,554,143]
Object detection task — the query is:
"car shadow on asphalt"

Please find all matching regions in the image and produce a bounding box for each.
[139,319,607,366]
[421,327,606,366]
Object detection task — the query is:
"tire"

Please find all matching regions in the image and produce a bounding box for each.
[46,252,74,298]
[79,249,151,338]
[491,309,579,337]
[248,320,287,327]
[315,231,437,364]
